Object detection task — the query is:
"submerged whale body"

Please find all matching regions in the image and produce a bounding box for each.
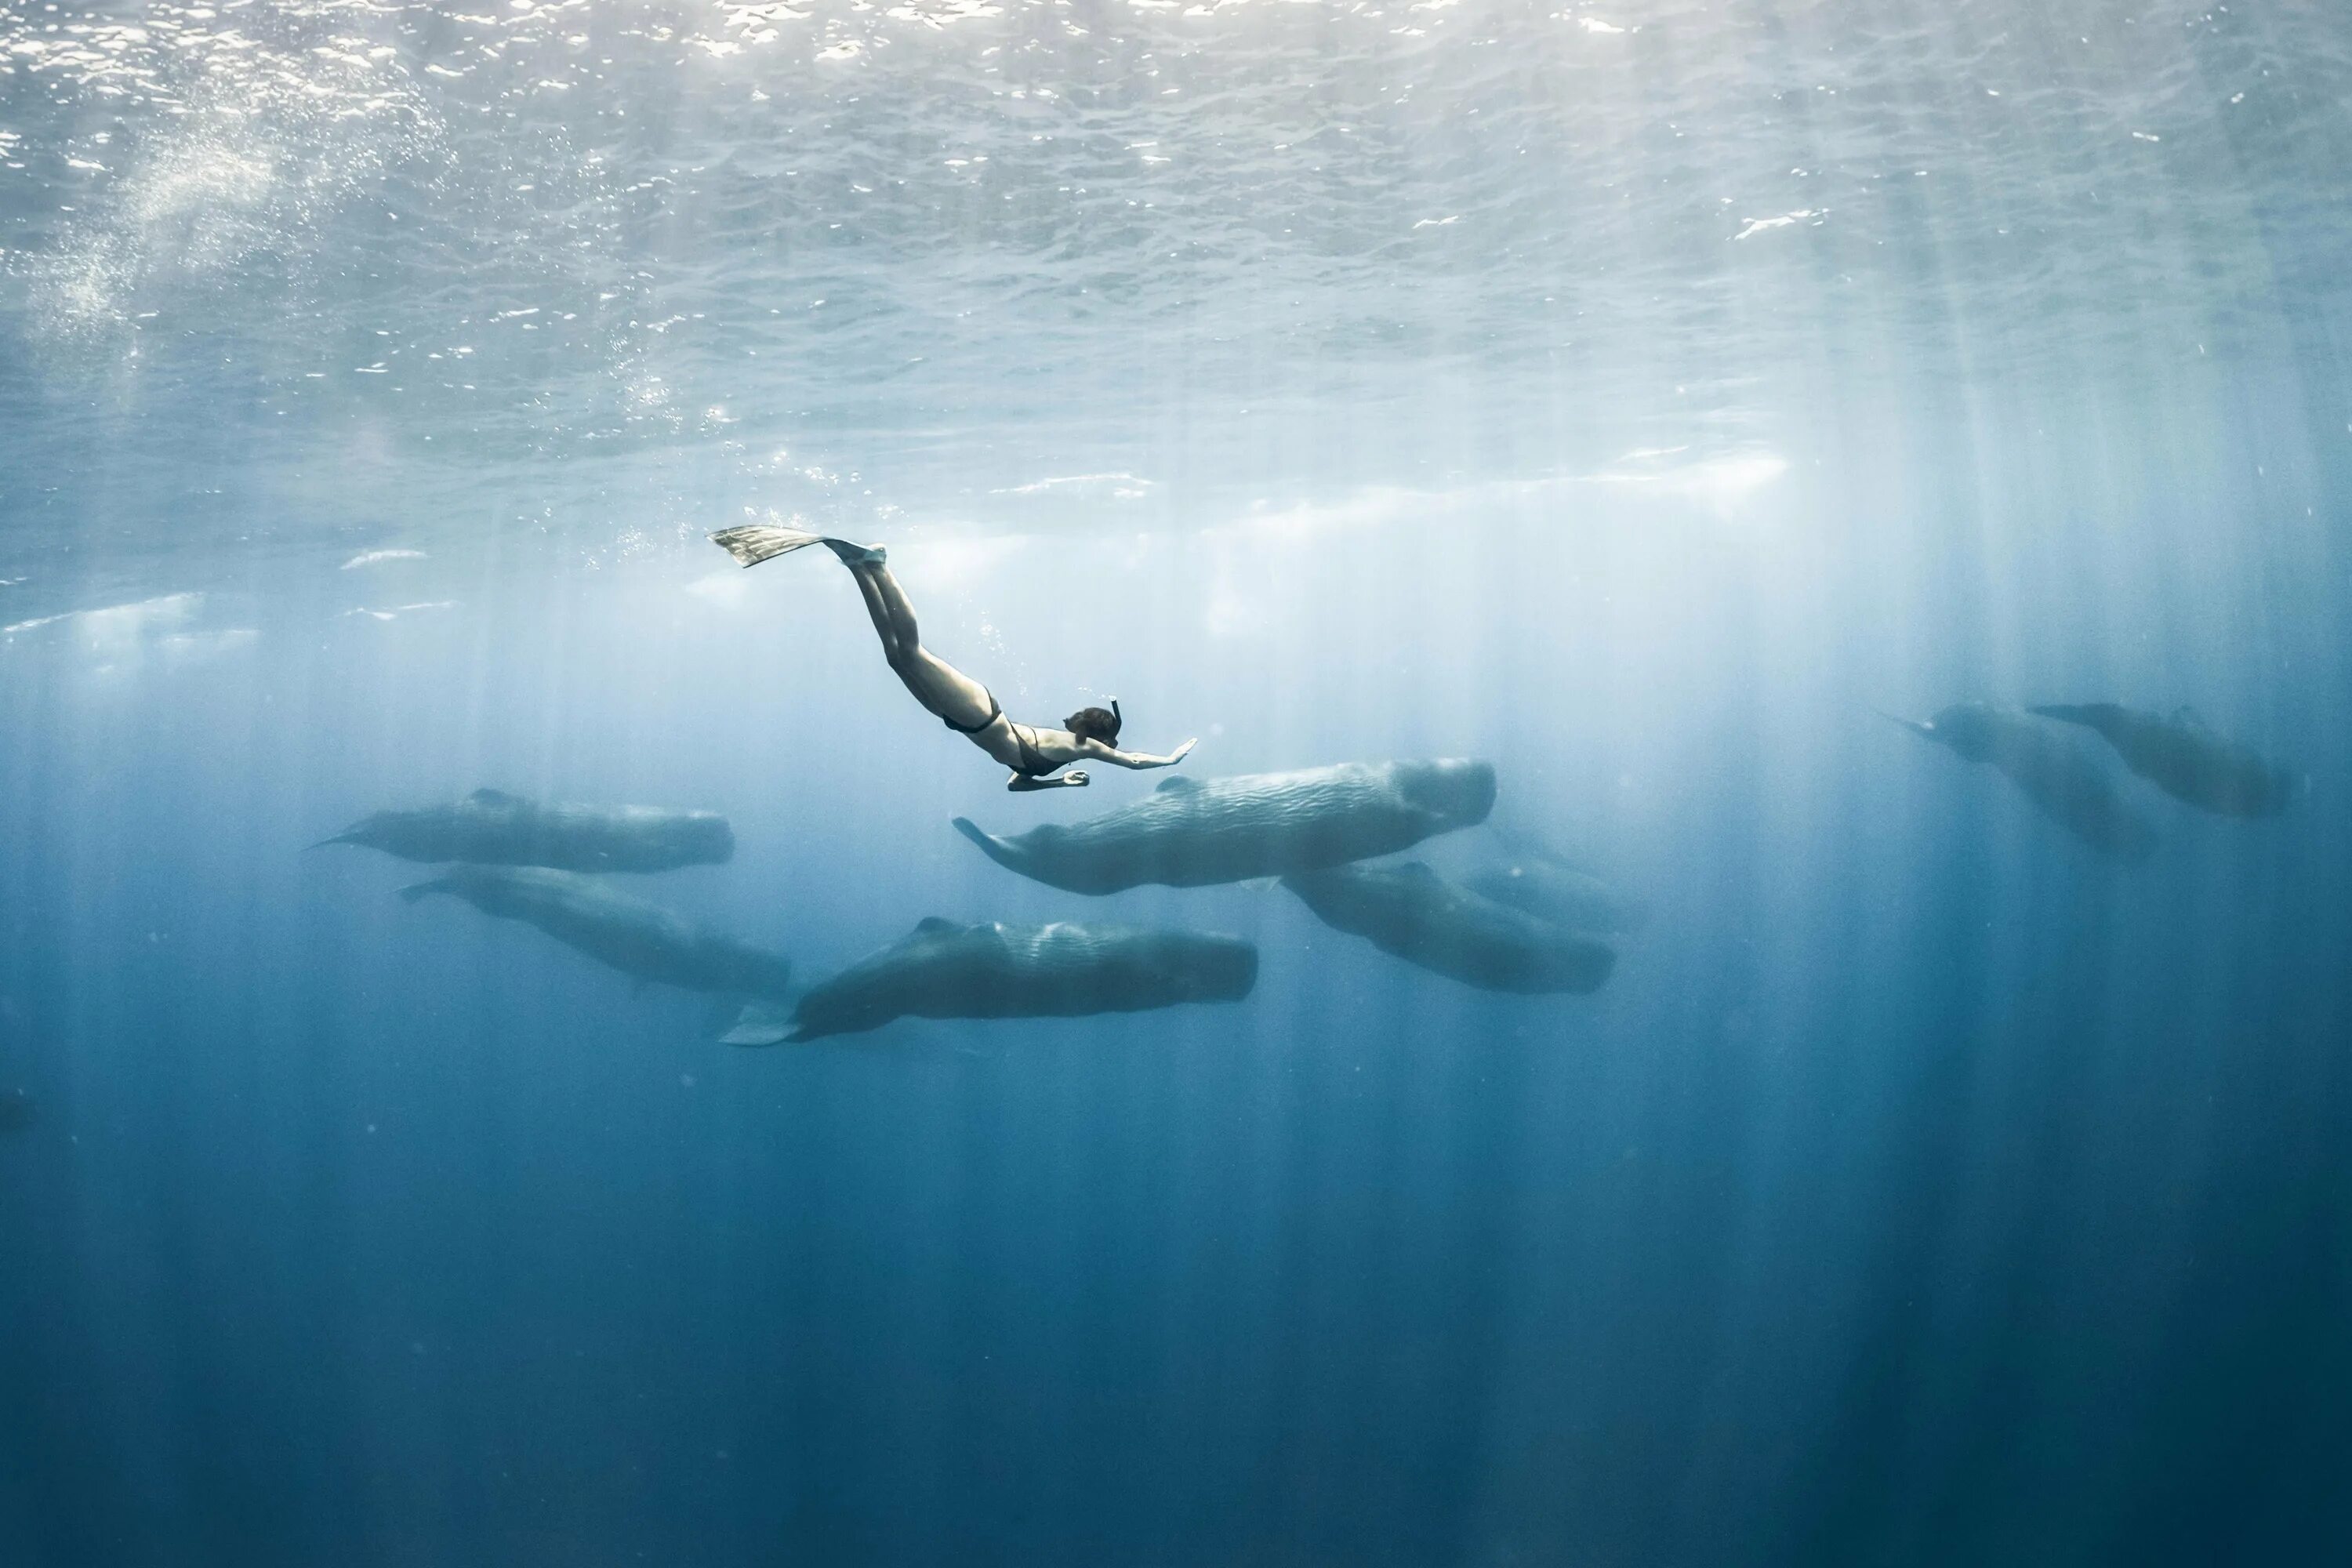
[1466,851,1649,935]
[1283,861,1617,994]
[2030,703,2297,818]
[952,760,1497,895]
[1885,702,2160,862]
[0,1087,32,1135]
[742,917,1259,1044]
[316,788,734,872]
[400,865,793,1003]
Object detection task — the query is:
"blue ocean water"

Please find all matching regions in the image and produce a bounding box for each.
[2,1,2349,1562]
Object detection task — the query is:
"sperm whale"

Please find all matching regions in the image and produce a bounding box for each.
[952,760,1497,895]
[315,788,735,873]
[400,865,793,1004]
[1283,861,1617,994]
[732,917,1258,1044]
[1881,702,2159,862]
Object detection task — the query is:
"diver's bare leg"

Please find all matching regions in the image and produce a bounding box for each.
[844,564,906,661]
[848,557,921,653]
[839,558,995,728]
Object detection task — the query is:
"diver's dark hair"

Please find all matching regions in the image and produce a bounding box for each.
[1065,700,1122,747]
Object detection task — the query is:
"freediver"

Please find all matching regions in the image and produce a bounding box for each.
[712,525,1196,791]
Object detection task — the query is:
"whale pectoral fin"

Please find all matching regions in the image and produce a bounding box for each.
[710,524,829,568]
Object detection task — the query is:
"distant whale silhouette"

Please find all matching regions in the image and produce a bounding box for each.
[1882,702,2159,862]
[730,917,1258,1044]
[400,865,793,1004]
[1283,861,1616,994]
[316,788,734,873]
[2029,704,2298,818]
[0,1087,32,1135]
[952,760,1497,895]
[1465,846,1649,935]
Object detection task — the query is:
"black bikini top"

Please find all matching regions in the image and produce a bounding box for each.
[942,689,1059,776]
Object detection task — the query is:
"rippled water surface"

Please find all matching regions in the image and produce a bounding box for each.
[5,0,2350,561]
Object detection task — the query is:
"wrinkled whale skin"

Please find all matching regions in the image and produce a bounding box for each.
[1891,702,2160,863]
[319,788,735,872]
[953,760,1497,895]
[1466,857,1649,935]
[401,865,792,1001]
[1283,862,1617,994]
[2030,704,2296,818]
[779,918,1259,1043]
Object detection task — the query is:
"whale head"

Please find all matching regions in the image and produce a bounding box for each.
[1161,933,1260,1004]
[1394,758,1497,832]
[1918,702,2005,762]
[656,811,737,867]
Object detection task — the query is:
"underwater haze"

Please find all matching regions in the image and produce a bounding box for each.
[3,1,2350,1563]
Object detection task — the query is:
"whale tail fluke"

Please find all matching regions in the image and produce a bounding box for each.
[951,816,1024,874]
[715,1002,837,1046]
[718,1001,797,1047]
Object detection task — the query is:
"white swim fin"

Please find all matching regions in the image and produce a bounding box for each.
[711,525,884,568]
[710,524,827,568]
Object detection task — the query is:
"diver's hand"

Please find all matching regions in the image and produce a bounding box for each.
[1168,739,1197,764]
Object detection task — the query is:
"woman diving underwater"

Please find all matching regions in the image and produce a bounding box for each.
[712,524,1196,791]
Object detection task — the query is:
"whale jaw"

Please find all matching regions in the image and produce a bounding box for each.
[306,818,381,851]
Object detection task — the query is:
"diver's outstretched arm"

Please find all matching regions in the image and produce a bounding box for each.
[1083,738,1196,771]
